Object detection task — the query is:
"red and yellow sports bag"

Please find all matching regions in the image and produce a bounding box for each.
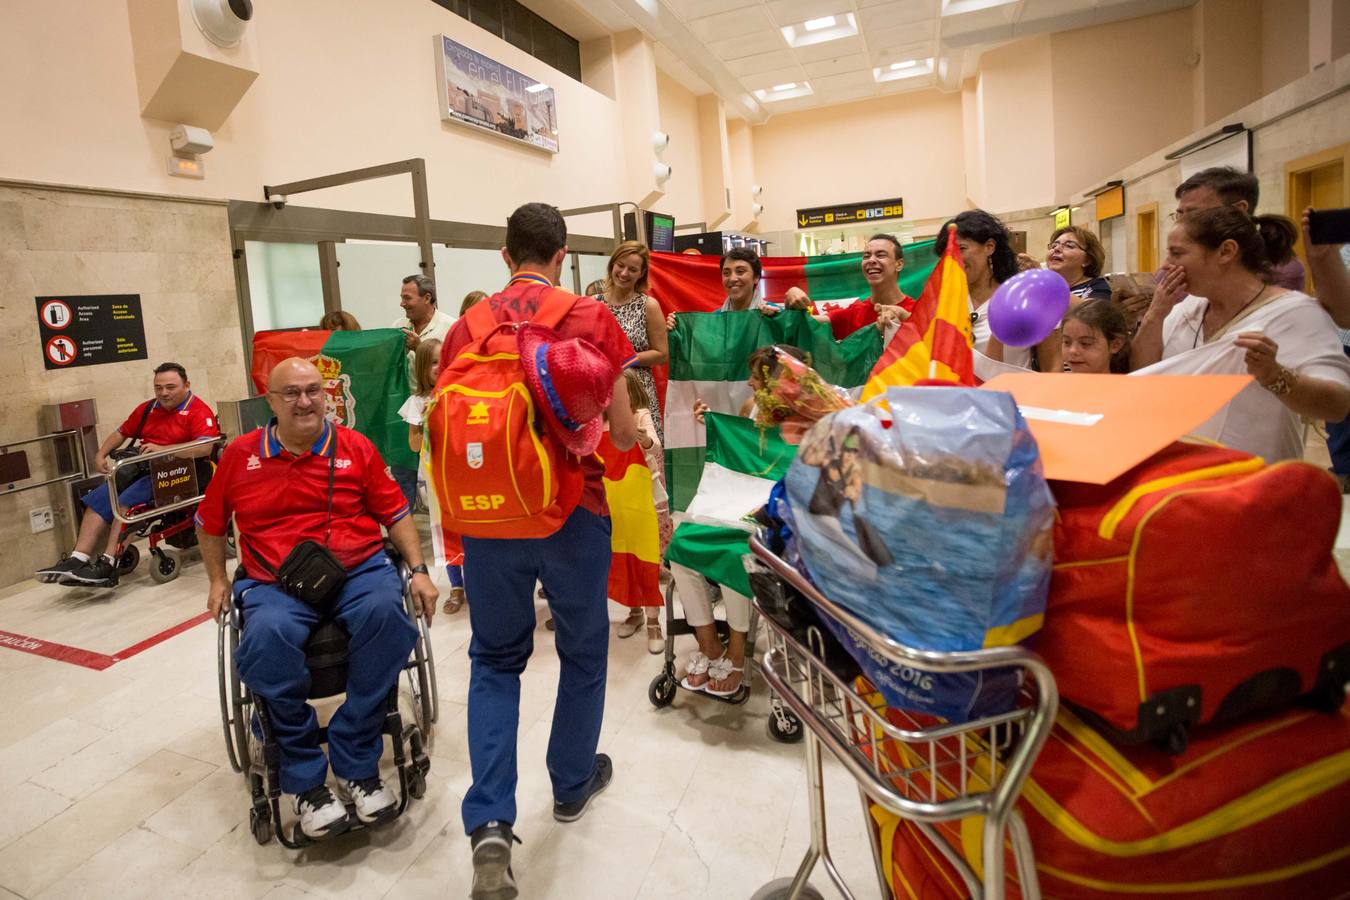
[873,704,1350,899]
[425,288,584,539]
[1039,441,1350,751]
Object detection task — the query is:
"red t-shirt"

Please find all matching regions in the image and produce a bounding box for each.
[119,393,220,445]
[440,274,637,517]
[825,297,915,340]
[195,420,410,580]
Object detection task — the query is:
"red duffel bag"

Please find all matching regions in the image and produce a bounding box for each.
[872,704,1350,899]
[1038,440,1350,751]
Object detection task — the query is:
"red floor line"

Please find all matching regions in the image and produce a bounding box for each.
[0,611,213,671]
[0,629,116,670]
[111,611,214,662]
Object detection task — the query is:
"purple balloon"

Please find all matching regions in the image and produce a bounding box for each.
[986,269,1071,348]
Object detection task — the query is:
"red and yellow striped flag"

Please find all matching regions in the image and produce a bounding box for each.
[860,226,973,400]
[597,433,663,608]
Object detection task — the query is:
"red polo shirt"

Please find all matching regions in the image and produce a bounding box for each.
[195,420,410,580]
[119,392,220,445]
[440,273,637,517]
[826,296,916,340]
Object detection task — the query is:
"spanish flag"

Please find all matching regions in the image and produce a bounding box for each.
[597,433,662,608]
[860,226,973,400]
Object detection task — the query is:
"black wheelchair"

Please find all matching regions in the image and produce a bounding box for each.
[217,542,437,848]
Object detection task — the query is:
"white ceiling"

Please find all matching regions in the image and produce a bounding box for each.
[515,0,1196,120]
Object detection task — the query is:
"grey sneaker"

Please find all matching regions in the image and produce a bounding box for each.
[553,754,612,822]
[35,556,85,584]
[470,821,520,900]
[58,557,118,588]
[293,784,351,840]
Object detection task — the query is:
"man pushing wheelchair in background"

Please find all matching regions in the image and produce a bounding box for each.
[196,357,438,842]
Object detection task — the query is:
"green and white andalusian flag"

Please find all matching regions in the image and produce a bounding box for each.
[664,309,882,512]
[664,412,795,597]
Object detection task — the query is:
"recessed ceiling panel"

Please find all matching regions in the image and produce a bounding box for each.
[765,0,855,26]
[803,52,870,77]
[708,29,790,59]
[664,0,761,20]
[726,48,802,75]
[791,35,864,62]
[688,5,777,41]
[740,64,812,90]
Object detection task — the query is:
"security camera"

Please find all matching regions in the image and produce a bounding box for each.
[652,162,672,186]
[191,0,253,48]
[651,131,671,153]
[170,124,214,155]
[270,194,287,210]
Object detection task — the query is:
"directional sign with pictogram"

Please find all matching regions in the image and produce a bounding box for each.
[36,294,148,370]
[796,198,904,229]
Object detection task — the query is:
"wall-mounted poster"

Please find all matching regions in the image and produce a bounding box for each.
[435,34,559,154]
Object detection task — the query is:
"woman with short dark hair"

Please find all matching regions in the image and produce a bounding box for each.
[1046,225,1111,301]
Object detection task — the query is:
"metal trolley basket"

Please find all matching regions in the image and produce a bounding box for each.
[745,535,1059,900]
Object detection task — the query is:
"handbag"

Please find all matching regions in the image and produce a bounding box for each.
[109,401,155,492]
[243,454,347,610]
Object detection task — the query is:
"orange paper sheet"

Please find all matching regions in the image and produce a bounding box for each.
[980,373,1251,484]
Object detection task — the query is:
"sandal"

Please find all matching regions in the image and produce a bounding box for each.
[442,586,466,614]
[679,651,718,691]
[705,656,745,697]
[616,609,644,639]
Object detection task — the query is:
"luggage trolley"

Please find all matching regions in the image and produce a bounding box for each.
[105,437,228,583]
[744,535,1059,900]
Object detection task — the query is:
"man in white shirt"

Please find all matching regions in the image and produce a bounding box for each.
[390,274,454,505]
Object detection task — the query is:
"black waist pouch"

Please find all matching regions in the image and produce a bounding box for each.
[274,540,347,610]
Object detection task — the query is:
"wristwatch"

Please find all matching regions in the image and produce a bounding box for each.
[410,564,429,576]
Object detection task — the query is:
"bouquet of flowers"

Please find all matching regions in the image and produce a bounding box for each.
[750,345,853,443]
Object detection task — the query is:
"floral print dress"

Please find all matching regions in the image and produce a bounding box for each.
[604,293,663,439]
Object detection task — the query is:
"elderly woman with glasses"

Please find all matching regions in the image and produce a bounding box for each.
[1045,226,1112,302]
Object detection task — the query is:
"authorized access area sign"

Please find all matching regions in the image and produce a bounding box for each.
[36,294,148,370]
[796,198,904,229]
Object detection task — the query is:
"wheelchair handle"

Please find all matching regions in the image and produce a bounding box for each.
[108,435,225,525]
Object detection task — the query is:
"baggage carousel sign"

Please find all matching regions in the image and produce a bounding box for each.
[796,198,904,229]
[36,294,148,370]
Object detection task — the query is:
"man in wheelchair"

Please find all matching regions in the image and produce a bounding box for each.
[36,362,220,589]
[196,357,439,842]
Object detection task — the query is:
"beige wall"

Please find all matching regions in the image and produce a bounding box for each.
[1192,0,1265,125]
[726,118,758,232]
[1049,9,1197,200]
[1,0,626,226]
[0,185,246,588]
[655,71,706,227]
[974,36,1057,212]
[748,90,966,234]
[1262,0,1311,95]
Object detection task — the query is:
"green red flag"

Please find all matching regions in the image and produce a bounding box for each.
[249,328,416,470]
[645,241,939,313]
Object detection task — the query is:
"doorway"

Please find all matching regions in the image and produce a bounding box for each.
[1136,202,1158,273]
[1286,143,1350,287]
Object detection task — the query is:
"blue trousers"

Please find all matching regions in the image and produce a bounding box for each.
[1329,347,1350,476]
[391,464,419,508]
[82,474,152,525]
[233,551,418,794]
[460,507,612,833]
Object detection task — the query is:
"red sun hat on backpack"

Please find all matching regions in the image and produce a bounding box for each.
[518,323,617,457]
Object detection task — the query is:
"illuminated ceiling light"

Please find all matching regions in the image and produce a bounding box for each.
[752,82,814,102]
[941,0,1018,15]
[872,58,934,83]
[780,12,857,49]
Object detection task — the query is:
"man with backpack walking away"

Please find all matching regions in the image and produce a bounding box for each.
[431,202,637,900]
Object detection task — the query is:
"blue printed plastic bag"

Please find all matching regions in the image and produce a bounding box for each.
[783,386,1054,722]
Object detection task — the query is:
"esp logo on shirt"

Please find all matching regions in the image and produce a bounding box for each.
[460,494,506,511]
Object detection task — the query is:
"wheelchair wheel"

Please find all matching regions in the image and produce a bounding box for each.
[750,878,825,900]
[250,805,273,845]
[767,705,804,744]
[407,767,427,800]
[116,545,140,575]
[218,615,251,774]
[149,548,180,584]
[648,672,678,708]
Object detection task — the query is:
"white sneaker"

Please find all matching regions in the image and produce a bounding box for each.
[336,775,399,824]
[293,785,350,839]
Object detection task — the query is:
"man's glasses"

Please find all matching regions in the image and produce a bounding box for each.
[1047,240,1083,252]
[269,386,325,403]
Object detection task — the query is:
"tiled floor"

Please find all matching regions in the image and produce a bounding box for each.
[0,551,879,900]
